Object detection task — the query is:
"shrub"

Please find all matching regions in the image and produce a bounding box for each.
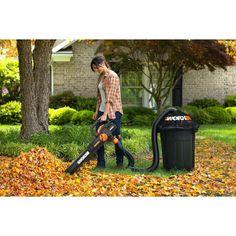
[0,59,20,105]
[74,96,96,111]
[122,114,131,126]
[48,108,56,124]
[49,91,96,111]
[0,101,22,124]
[225,107,236,123]
[204,106,232,124]
[49,107,77,125]
[224,94,236,107]
[187,98,221,108]
[71,110,93,125]
[180,105,214,124]
[49,91,77,109]
[123,107,156,126]
[132,114,156,126]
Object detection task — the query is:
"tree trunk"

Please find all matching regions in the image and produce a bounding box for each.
[17,39,55,139]
[33,40,55,133]
[17,40,41,139]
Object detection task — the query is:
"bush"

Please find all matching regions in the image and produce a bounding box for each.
[224,94,236,107]
[123,107,156,126]
[0,101,22,124]
[71,110,93,125]
[187,98,221,108]
[204,106,232,124]
[225,107,236,123]
[49,107,77,125]
[49,91,96,111]
[74,96,96,111]
[49,91,77,109]
[122,114,131,126]
[48,108,56,124]
[180,105,214,124]
[132,114,156,126]
[0,59,20,105]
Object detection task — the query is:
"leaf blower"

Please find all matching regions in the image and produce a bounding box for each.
[65,117,134,175]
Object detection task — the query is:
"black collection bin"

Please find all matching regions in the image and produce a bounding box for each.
[158,110,199,171]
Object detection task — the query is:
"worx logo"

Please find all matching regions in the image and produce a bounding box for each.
[165,115,192,121]
[77,151,90,165]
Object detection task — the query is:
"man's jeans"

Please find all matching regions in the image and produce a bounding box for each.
[96,111,124,167]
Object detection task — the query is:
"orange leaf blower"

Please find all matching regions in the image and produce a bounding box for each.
[65,118,134,175]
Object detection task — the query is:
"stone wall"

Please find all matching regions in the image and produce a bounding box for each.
[52,41,101,97]
[182,66,236,105]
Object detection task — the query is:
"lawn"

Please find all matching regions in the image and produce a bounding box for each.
[0,139,235,196]
[197,124,236,148]
[0,124,236,163]
[0,124,235,196]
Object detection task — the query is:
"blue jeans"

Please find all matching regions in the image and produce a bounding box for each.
[96,111,124,167]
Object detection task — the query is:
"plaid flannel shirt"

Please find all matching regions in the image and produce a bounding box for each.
[96,69,123,119]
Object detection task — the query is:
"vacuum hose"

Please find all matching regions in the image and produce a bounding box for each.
[116,141,135,167]
[131,107,177,172]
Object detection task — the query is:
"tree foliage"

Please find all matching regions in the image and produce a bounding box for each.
[0,40,17,57]
[0,59,20,104]
[219,40,236,62]
[97,40,234,110]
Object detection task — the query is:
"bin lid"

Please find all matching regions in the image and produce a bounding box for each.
[158,109,199,131]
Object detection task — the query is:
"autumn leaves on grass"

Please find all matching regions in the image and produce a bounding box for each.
[0,139,235,196]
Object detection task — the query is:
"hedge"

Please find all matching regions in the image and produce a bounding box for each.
[187,98,221,108]
[49,107,77,125]
[225,107,236,123]
[203,106,232,124]
[0,101,22,124]
[224,95,236,107]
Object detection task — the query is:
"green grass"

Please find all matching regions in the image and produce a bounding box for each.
[0,124,235,176]
[196,124,236,148]
[91,159,187,177]
[0,125,94,159]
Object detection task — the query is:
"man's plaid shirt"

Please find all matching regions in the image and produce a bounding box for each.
[96,69,123,119]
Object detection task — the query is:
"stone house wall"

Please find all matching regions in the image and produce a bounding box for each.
[52,41,100,98]
[183,66,236,105]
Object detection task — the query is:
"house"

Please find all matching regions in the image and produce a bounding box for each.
[51,40,236,108]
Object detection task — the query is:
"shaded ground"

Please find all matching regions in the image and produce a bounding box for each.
[0,139,235,196]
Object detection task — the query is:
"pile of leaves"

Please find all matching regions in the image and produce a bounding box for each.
[0,147,81,196]
[0,139,235,196]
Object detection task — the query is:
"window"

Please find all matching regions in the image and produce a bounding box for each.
[147,66,173,108]
[120,71,143,107]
